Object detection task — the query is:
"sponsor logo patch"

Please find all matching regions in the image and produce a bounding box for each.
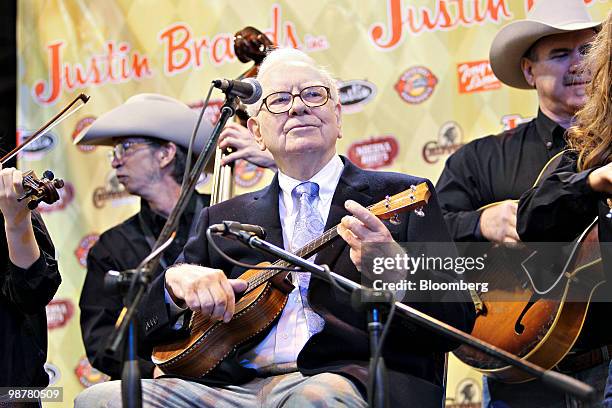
[38,181,75,213]
[457,60,501,94]
[16,129,57,160]
[347,136,399,169]
[337,79,377,113]
[394,66,438,104]
[74,356,110,388]
[74,234,100,268]
[234,160,265,188]
[46,298,75,329]
[92,172,135,208]
[422,121,464,164]
[501,114,532,131]
[72,116,97,152]
[44,362,61,386]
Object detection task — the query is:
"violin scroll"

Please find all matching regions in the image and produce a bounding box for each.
[18,170,65,210]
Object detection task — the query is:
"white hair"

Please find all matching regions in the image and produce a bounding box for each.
[246,48,339,117]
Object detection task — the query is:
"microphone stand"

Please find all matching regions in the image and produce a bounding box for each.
[104,93,241,408]
[105,235,175,408]
[216,229,597,404]
[351,287,393,408]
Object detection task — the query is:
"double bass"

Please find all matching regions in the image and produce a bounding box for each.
[209,26,274,205]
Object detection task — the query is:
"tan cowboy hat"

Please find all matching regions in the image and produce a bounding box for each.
[74,93,213,153]
[489,0,600,89]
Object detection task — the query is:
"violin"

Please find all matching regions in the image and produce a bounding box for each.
[18,170,65,210]
[1,93,89,210]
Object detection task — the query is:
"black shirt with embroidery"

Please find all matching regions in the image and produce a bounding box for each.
[435,110,566,242]
[1,211,60,388]
[79,192,209,379]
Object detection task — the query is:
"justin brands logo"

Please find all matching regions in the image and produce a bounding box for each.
[347,136,399,169]
[422,121,464,164]
[457,60,501,94]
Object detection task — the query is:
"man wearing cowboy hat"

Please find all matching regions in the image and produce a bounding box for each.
[75,93,274,380]
[435,0,609,406]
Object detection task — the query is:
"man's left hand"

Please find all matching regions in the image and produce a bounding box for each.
[337,200,394,271]
[0,166,29,223]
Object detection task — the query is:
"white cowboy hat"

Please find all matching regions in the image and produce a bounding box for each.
[489,0,600,89]
[74,93,213,153]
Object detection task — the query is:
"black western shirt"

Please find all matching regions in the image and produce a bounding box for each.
[436,110,566,242]
[79,193,209,379]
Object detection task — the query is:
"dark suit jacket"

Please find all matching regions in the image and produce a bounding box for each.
[140,158,475,407]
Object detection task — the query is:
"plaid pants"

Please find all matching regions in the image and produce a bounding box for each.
[74,371,367,408]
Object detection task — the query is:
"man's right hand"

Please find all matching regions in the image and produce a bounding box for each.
[165,264,247,323]
[479,200,521,243]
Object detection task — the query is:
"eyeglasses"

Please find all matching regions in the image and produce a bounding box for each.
[259,85,331,114]
[108,140,154,162]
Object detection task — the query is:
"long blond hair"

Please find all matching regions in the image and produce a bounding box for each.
[567,11,612,171]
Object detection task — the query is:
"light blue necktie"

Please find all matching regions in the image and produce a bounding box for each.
[291,181,326,336]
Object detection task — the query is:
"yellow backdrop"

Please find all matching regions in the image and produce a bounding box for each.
[15,0,610,406]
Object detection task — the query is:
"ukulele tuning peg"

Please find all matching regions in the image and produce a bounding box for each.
[389,214,401,225]
[414,208,425,217]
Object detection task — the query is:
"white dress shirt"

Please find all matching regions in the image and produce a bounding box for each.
[238,154,344,371]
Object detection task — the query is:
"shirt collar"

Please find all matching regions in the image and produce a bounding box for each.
[277,155,344,200]
[139,192,206,235]
[535,109,567,149]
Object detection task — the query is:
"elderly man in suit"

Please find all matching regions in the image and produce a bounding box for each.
[75,48,474,408]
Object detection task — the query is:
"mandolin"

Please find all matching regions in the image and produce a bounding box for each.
[453,152,606,382]
[152,183,431,377]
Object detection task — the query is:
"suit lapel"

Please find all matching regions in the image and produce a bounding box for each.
[247,173,285,249]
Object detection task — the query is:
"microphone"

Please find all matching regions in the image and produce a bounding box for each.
[212,78,262,104]
[209,221,266,239]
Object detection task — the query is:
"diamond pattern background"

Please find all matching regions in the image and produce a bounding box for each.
[15,0,611,405]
